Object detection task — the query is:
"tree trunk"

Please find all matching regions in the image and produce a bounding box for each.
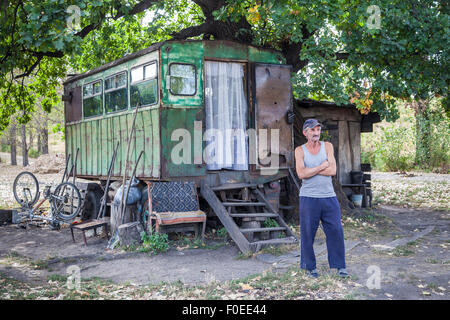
[332,176,356,214]
[41,125,49,155]
[21,124,28,167]
[110,203,138,234]
[37,134,42,153]
[415,101,431,168]
[118,222,144,247]
[9,122,17,166]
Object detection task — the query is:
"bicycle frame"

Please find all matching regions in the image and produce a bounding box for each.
[17,186,67,224]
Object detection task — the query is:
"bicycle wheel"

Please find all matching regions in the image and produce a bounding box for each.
[13,171,40,207]
[52,182,82,221]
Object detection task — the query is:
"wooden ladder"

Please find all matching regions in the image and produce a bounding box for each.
[200,182,298,254]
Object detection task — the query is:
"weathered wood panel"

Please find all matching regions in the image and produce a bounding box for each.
[160,42,204,107]
[348,121,361,172]
[338,120,352,184]
[66,108,160,179]
[160,107,205,178]
[300,106,362,122]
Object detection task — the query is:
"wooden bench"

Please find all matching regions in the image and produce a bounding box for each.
[70,220,109,246]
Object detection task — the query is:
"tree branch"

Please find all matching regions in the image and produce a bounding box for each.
[171,0,253,43]
[15,55,42,79]
[171,22,213,40]
[75,0,160,39]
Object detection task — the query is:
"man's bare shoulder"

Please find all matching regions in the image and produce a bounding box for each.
[324,141,334,150]
[295,145,304,154]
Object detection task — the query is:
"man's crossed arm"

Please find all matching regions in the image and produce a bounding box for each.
[295,142,337,180]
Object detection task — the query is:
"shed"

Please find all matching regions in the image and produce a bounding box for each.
[294,99,381,185]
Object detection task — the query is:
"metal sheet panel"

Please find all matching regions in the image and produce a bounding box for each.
[254,63,294,170]
[64,85,82,123]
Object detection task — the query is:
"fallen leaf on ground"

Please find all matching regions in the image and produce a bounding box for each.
[240,283,254,291]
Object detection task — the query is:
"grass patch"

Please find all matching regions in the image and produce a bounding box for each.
[0,264,358,300]
[372,179,450,211]
[392,245,415,257]
[258,244,298,256]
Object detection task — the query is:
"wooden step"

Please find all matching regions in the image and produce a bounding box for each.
[200,183,251,253]
[229,213,278,218]
[240,227,286,233]
[211,183,257,191]
[222,202,266,207]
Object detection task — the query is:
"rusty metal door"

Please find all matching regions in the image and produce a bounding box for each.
[253,63,294,170]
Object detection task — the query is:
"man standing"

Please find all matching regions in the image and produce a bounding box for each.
[295,118,348,278]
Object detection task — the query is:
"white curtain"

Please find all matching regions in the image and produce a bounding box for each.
[205,61,248,170]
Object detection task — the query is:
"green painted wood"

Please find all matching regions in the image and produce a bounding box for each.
[160,42,203,107]
[66,108,160,179]
[248,46,285,64]
[65,41,289,180]
[160,107,205,178]
[134,110,145,177]
[101,117,109,177]
[76,123,82,175]
[87,121,93,175]
[142,109,152,177]
[204,41,248,60]
[151,108,160,178]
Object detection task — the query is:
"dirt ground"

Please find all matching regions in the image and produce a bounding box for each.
[0,162,449,300]
[0,203,448,299]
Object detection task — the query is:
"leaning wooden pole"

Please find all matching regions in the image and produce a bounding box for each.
[120,150,144,225]
[118,104,140,220]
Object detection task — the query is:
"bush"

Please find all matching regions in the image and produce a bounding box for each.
[378,126,415,171]
[139,231,169,254]
[263,218,279,228]
[361,102,417,172]
[427,103,450,172]
[217,227,228,239]
[28,148,41,159]
[0,144,11,152]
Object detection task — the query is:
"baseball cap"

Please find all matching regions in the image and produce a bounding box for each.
[303,118,324,131]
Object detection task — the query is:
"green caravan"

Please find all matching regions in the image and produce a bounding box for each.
[62,40,298,253]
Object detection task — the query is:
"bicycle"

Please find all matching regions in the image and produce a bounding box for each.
[13,171,83,229]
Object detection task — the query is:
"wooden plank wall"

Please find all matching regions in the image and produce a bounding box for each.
[298,106,362,184]
[66,108,160,179]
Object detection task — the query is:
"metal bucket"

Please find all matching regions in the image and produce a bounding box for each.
[351,194,363,208]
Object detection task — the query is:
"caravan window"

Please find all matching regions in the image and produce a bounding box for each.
[130,62,158,107]
[83,80,103,118]
[105,72,128,113]
[169,63,196,96]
